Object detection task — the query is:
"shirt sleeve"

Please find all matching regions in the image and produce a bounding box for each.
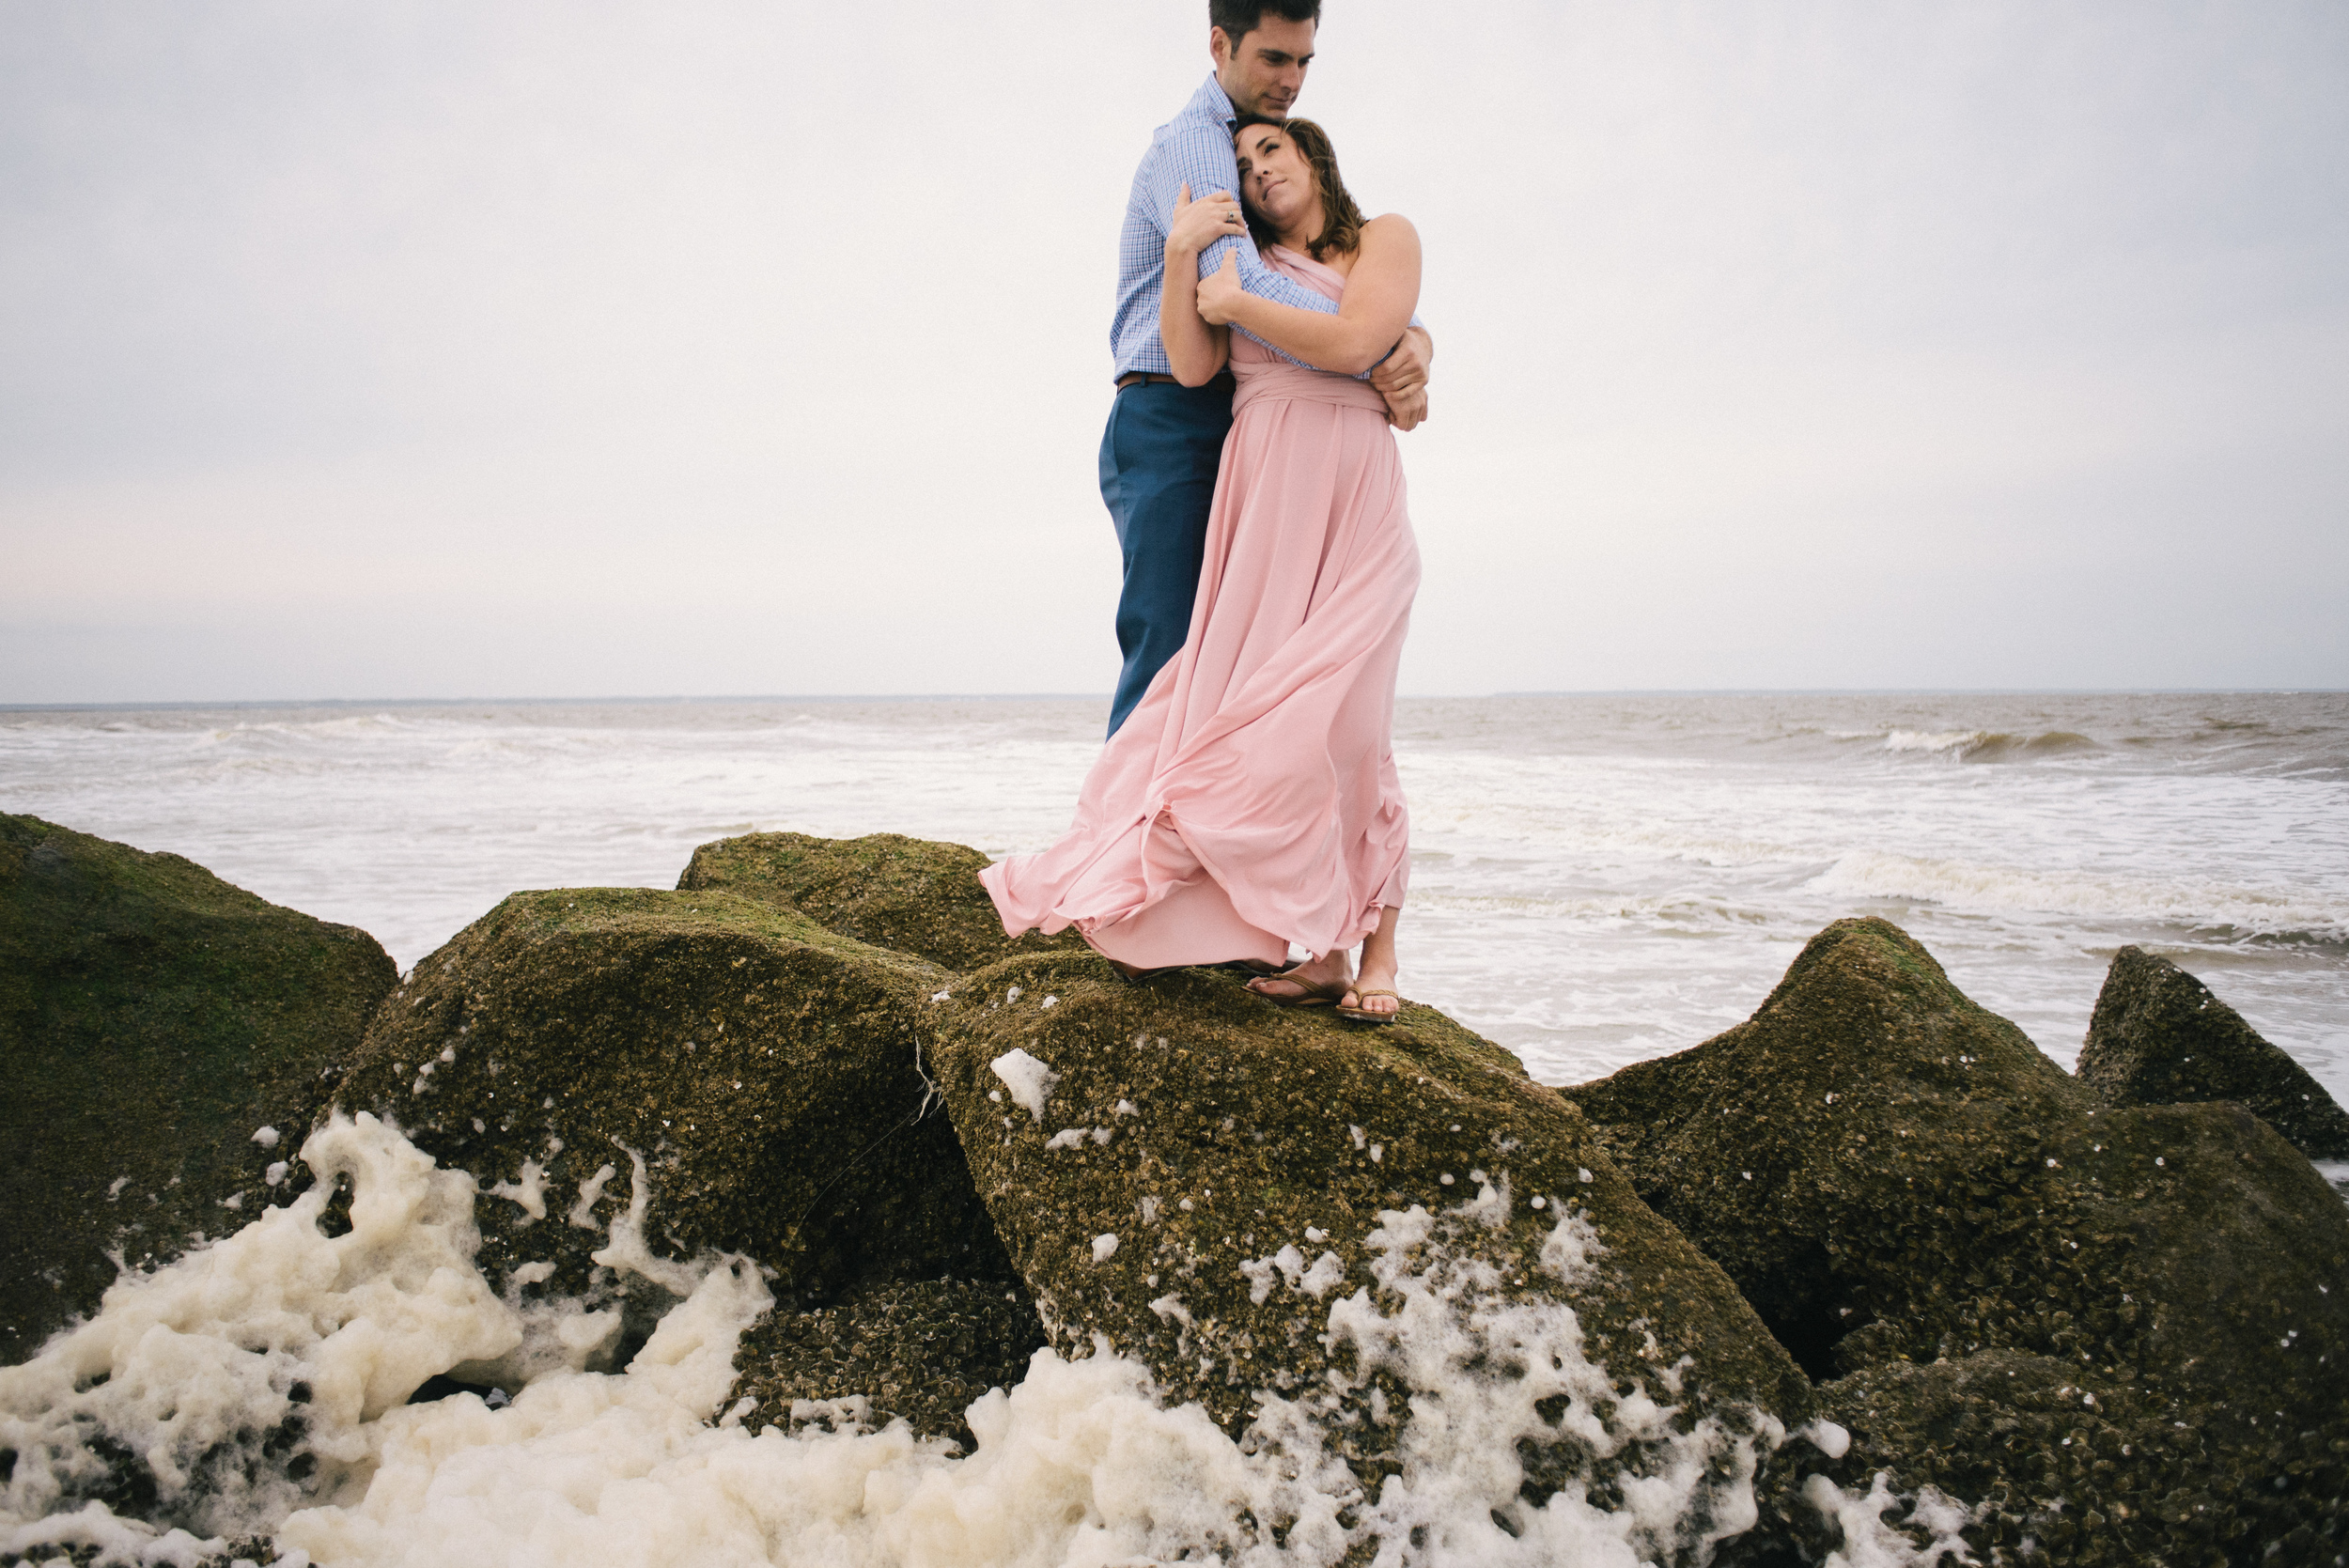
[1141,119,1342,371]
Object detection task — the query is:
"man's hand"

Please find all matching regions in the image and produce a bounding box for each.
[1370,324,1433,403]
[1167,182,1247,260]
[1196,250,1244,325]
[1385,385,1429,432]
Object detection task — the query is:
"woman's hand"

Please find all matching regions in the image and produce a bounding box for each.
[1196,249,1244,326]
[1167,182,1245,260]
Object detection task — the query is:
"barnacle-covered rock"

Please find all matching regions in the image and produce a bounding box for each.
[925,950,1821,1556]
[677,831,1081,972]
[0,815,395,1363]
[2078,944,2349,1159]
[1572,917,2349,1563]
[728,1277,1050,1450]
[333,888,1025,1354]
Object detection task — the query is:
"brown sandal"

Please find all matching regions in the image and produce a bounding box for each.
[1336,988,1403,1025]
[1247,973,1353,1008]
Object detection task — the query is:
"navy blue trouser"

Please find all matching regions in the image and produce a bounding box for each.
[1098,376,1236,737]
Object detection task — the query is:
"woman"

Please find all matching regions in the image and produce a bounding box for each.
[982,115,1420,1022]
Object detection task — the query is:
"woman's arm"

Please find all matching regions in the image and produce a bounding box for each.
[1196,214,1421,377]
[1160,183,1233,387]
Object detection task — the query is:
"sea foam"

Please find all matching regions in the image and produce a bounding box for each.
[0,1116,1969,1566]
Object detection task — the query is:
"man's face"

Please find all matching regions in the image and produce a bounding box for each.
[1210,14,1315,119]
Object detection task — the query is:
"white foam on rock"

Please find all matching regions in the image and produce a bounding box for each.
[0,1111,520,1544]
[567,1161,617,1228]
[988,1048,1058,1124]
[486,1158,547,1221]
[0,1499,238,1568]
[1801,1473,1978,1567]
[1,1121,1956,1568]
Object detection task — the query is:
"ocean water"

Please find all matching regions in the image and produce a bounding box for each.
[2,691,2342,1098]
[2,691,2342,1565]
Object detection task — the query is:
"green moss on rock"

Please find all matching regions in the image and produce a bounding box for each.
[2078,945,2349,1159]
[677,831,1081,972]
[0,815,396,1365]
[1813,1341,2349,1566]
[926,949,1813,1520]
[1571,917,2349,1563]
[729,1278,1050,1450]
[334,887,1025,1342]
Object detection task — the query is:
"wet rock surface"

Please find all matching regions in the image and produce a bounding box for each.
[1572,916,2349,1564]
[677,831,1081,972]
[332,887,1021,1345]
[12,822,2348,1565]
[729,1277,1050,1451]
[0,814,396,1364]
[924,949,1817,1531]
[2078,944,2349,1159]
[1818,1347,2346,1567]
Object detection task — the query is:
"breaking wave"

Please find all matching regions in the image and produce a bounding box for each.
[1808,849,2349,943]
[1877,729,2102,762]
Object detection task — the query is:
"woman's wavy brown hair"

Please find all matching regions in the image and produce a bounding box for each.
[1233,114,1364,263]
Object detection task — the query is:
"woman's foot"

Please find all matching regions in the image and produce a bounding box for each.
[1248,952,1353,1006]
[1339,953,1402,1020]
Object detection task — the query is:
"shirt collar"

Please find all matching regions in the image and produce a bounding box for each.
[1188,72,1237,128]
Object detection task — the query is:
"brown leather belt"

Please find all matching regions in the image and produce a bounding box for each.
[1115,370,1234,390]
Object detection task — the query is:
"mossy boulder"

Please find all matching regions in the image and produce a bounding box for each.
[0,815,396,1363]
[925,950,1817,1545]
[1811,1351,2236,1565]
[1571,917,2349,1563]
[677,831,1081,972]
[729,1277,1050,1450]
[2078,945,2349,1159]
[332,888,1028,1354]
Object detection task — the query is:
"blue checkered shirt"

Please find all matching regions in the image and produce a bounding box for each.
[1111,74,1347,380]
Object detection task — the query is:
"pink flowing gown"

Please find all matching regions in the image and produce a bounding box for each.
[982,245,1419,967]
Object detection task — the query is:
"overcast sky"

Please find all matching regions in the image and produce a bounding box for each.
[2,0,2343,703]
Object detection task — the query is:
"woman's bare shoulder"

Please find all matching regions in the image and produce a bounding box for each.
[1361,212,1419,243]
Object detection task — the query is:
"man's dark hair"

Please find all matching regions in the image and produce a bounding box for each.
[1210,0,1320,51]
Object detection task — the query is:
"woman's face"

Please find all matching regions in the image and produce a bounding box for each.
[1235,124,1314,232]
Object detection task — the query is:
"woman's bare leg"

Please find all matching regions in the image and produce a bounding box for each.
[1347,906,1402,1017]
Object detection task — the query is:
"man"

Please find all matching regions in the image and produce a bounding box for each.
[1101,0,1433,737]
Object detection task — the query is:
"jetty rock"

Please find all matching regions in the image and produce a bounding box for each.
[14,822,2345,1563]
[678,830,1081,971]
[1571,916,2349,1565]
[923,949,1821,1548]
[0,814,395,1362]
[2078,943,2349,1159]
[331,885,1034,1420]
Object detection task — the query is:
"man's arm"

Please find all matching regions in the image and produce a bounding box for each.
[1143,120,1343,369]
[1198,214,1419,375]
[1372,324,1433,427]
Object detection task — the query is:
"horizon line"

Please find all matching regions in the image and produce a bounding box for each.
[4,686,2345,714]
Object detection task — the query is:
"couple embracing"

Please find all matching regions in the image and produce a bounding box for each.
[983,0,1431,1024]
